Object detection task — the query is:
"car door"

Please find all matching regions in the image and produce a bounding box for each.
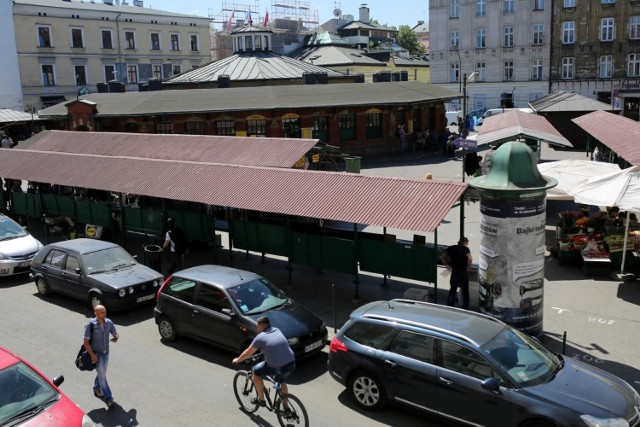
[159,276,197,338]
[377,331,439,416]
[60,254,84,299]
[191,283,242,350]
[435,339,512,427]
[40,249,67,293]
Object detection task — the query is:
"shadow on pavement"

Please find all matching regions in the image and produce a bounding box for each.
[87,402,138,427]
[616,280,640,307]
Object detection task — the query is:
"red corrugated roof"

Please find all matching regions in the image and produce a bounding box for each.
[20,130,315,168]
[478,110,572,147]
[572,111,640,166]
[0,150,466,233]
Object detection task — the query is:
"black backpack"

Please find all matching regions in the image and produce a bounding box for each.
[170,227,188,255]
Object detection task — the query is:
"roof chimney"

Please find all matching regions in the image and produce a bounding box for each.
[359,4,369,24]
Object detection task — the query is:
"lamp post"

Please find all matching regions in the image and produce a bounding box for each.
[460,72,478,241]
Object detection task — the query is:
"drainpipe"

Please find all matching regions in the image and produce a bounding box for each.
[115,13,123,82]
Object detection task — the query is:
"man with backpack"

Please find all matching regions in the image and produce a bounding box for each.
[162,217,187,275]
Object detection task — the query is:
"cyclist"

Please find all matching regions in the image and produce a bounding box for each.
[233,316,296,407]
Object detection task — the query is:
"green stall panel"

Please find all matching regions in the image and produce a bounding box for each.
[359,239,437,282]
[321,236,355,275]
[57,196,76,217]
[122,207,163,235]
[165,210,213,242]
[40,194,60,215]
[11,193,41,218]
[76,201,111,227]
[231,221,288,256]
[290,232,323,269]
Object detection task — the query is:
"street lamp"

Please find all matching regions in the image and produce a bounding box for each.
[450,44,462,94]
[460,71,478,241]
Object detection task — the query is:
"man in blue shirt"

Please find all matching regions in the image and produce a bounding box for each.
[83,305,119,408]
[233,316,295,406]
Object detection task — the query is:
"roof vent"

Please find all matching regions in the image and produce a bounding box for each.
[133,0,143,6]
[103,0,113,4]
[218,75,230,88]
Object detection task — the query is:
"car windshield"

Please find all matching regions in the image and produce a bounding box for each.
[0,219,29,242]
[228,278,289,315]
[83,246,136,273]
[481,326,561,387]
[0,362,59,425]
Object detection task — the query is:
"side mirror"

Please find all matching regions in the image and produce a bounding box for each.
[52,375,64,387]
[75,268,81,274]
[481,377,501,392]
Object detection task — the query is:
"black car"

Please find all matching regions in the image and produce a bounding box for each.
[31,238,163,310]
[154,265,327,358]
[328,299,640,427]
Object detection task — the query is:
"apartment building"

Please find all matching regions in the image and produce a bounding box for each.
[429,0,550,111]
[550,0,640,121]
[13,0,212,109]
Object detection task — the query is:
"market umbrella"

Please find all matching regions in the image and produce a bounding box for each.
[537,159,621,200]
[569,166,640,274]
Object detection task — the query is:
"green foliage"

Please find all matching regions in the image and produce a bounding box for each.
[396,25,426,56]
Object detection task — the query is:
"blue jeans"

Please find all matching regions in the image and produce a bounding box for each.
[93,352,113,402]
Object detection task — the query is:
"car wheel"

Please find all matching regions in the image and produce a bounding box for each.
[35,277,52,296]
[89,292,104,309]
[521,420,557,427]
[158,317,177,341]
[348,371,386,411]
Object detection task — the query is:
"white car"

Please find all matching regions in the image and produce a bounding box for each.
[0,214,43,276]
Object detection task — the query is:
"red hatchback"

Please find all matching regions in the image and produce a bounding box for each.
[0,347,94,427]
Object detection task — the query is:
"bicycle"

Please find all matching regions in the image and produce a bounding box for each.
[233,354,309,427]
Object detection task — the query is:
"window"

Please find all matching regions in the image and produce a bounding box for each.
[476,28,486,48]
[104,65,115,82]
[244,35,253,50]
[37,26,52,47]
[450,62,460,83]
[282,118,299,138]
[150,32,160,50]
[311,116,328,141]
[476,62,486,81]
[254,35,261,50]
[71,28,84,48]
[387,331,434,362]
[534,0,544,10]
[504,27,514,47]
[247,119,266,136]
[450,0,459,18]
[197,285,231,313]
[41,64,55,86]
[185,121,204,135]
[532,59,543,80]
[65,255,80,272]
[74,65,87,86]
[216,120,235,135]
[504,0,515,14]
[101,30,113,49]
[161,277,195,302]
[440,340,494,381]
[190,34,199,51]
[152,64,162,79]
[600,55,613,78]
[564,0,576,7]
[127,64,138,84]
[45,249,66,268]
[365,112,382,139]
[170,34,180,51]
[562,57,575,79]
[125,31,135,49]
[338,113,356,141]
[504,60,514,80]
[602,0,615,3]
[631,16,640,40]
[629,54,640,77]
[476,0,486,16]
[343,322,396,349]
[600,18,615,41]
[172,65,181,76]
[450,31,459,48]
[533,24,544,45]
[562,22,576,44]
[156,122,174,134]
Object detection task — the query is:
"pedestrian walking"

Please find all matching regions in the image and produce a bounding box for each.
[397,124,407,155]
[163,217,187,275]
[83,304,119,408]
[444,237,472,309]
[0,134,9,149]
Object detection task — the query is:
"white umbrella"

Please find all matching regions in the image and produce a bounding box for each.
[569,166,640,274]
[538,159,620,200]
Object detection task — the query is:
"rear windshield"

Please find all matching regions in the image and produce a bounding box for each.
[343,321,396,350]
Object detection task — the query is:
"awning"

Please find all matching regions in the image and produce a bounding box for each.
[477,110,572,148]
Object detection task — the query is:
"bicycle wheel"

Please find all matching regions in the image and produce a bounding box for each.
[233,371,259,413]
[275,393,309,427]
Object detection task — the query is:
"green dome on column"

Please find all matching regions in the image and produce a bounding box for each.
[470,141,557,192]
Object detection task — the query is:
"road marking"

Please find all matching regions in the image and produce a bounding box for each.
[552,306,572,314]
[588,316,615,326]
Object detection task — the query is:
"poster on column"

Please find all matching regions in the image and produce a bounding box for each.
[478,197,546,336]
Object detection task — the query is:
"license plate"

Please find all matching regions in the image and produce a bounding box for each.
[19,261,31,268]
[136,294,155,303]
[304,340,322,353]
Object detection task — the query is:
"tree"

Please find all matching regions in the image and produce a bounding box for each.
[396,25,425,56]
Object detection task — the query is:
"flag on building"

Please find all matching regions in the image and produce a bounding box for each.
[263,8,269,27]
[226,11,234,30]
[246,8,253,26]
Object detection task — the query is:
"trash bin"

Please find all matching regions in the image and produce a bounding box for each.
[344,156,362,173]
[144,244,163,272]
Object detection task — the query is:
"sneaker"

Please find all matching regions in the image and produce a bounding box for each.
[93,389,104,398]
[106,399,115,408]
[250,397,266,407]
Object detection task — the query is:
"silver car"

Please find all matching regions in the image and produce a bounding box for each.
[0,214,43,276]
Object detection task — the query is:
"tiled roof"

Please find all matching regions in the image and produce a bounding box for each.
[164,52,345,84]
[38,81,460,118]
[477,110,572,148]
[529,91,619,113]
[17,130,315,168]
[573,111,640,166]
